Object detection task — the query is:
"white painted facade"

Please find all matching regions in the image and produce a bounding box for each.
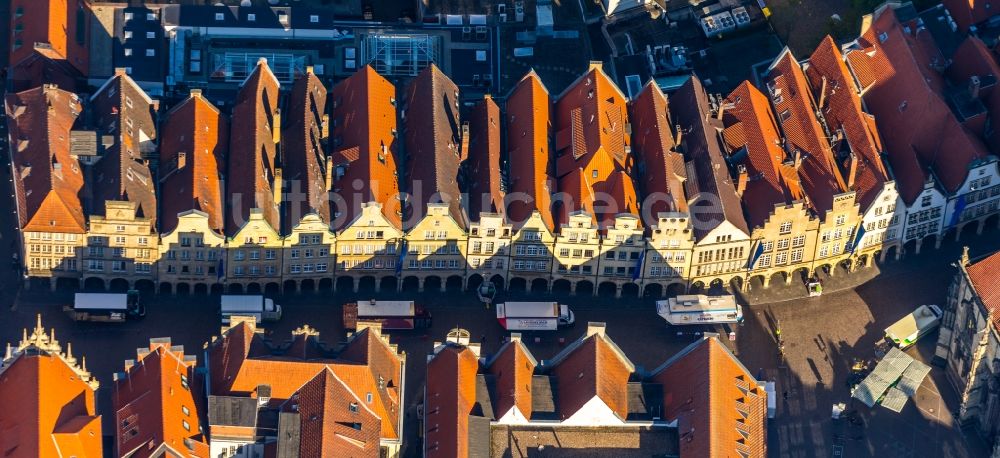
[900,179,947,249]
[943,160,1000,232]
[560,396,628,426]
[857,181,903,254]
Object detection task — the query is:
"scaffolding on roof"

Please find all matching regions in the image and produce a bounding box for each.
[361,33,442,77]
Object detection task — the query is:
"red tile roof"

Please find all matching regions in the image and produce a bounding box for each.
[845,8,990,203]
[227,58,281,235]
[766,50,847,217]
[207,321,403,442]
[593,169,641,228]
[554,63,631,179]
[160,91,227,234]
[806,36,888,212]
[10,44,80,93]
[967,250,1000,332]
[0,317,102,457]
[9,0,89,74]
[943,0,996,32]
[628,82,688,221]
[466,94,504,221]
[285,368,383,457]
[548,329,634,421]
[282,68,331,232]
[722,81,793,228]
[505,72,556,231]
[424,344,480,458]
[113,340,209,458]
[556,167,598,226]
[90,69,159,226]
[329,65,402,231]
[402,64,467,229]
[487,339,536,420]
[652,337,767,458]
[5,85,87,234]
[949,36,1000,152]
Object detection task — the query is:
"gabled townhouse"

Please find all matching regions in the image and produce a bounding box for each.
[465,95,511,289]
[764,50,862,278]
[505,71,558,293]
[9,0,90,75]
[721,81,819,289]
[204,318,405,457]
[844,5,998,255]
[942,0,996,33]
[806,36,902,265]
[552,211,602,295]
[113,338,208,457]
[280,68,336,293]
[5,84,87,287]
[157,89,228,294]
[225,58,284,292]
[423,324,767,457]
[9,43,81,93]
[949,36,1000,154]
[84,69,159,290]
[329,66,404,293]
[0,315,102,457]
[401,204,468,292]
[629,82,693,296]
[671,76,751,292]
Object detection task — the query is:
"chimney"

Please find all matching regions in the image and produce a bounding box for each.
[273,168,283,203]
[256,384,272,407]
[271,107,281,144]
[793,149,802,169]
[306,65,314,75]
[325,156,333,191]
[674,124,683,146]
[969,76,982,100]
[320,114,329,140]
[585,322,607,337]
[190,89,202,98]
[588,61,603,72]
[736,164,748,197]
[847,153,858,189]
[114,67,127,76]
[177,152,187,171]
[510,332,522,342]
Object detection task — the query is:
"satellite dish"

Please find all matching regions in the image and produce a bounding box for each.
[240,0,251,6]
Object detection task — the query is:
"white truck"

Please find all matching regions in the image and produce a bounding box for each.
[496,302,575,331]
[657,294,743,325]
[221,295,282,325]
[66,291,144,322]
[885,304,942,349]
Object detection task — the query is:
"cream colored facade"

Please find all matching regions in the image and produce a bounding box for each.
[689,221,751,290]
[552,212,600,294]
[746,202,818,289]
[812,192,862,275]
[465,213,512,286]
[158,210,226,292]
[282,214,337,292]
[225,209,283,292]
[508,212,556,291]
[336,202,404,292]
[82,201,157,290]
[642,213,695,296]
[595,214,645,297]
[25,230,84,283]
[401,203,468,292]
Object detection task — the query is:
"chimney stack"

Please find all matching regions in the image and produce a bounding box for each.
[736,165,748,197]
[190,89,202,98]
[177,152,187,171]
[818,76,828,110]
[847,153,858,189]
[273,168,283,204]
[793,150,802,169]
[325,156,333,191]
[586,322,607,337]
[674,124,683,146]
[970,76,982,100]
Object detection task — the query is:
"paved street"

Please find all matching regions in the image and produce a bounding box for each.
[1,229,998,457]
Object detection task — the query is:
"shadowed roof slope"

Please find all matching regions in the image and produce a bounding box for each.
[283,368,382,457]
[160,91,227,234]
[9,0,89,74]
[10,45,80,93]
[553,63,630,179]
[505,71,556,231]
[5,85,87,233]
[467,94,504,221]
[330,65,402,231]
[424,343,480,458]
[949,36,1000,152]
[670,76,749,239]
[227,58,281,235]
[282,68,330,232]
[943,0,996,32]
[629,81,688,221]
[113,340,209,458]
[487,338,537,420]
[806,36,888,212]
[547,326,635,421]
[402,64,467,229]
[652,336,767,458]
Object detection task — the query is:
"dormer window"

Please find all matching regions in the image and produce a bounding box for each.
[247,13,256,21]
[310,14,319,23]
[215,12,224,21]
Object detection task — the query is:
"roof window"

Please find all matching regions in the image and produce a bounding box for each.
[215,12,224,21]
[310,14,319,23]
[247,13,256,21]
[878,32,888,43]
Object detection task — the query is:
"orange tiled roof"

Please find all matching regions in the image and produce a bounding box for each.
[628,82,688,220]
[113,340,209,458]
[652,337,767,458]
[0,317,102,457]
[548,330,634,421]
[766,50,847,217]
[160,91,227,234]
[466,94,504,221]
[5,85,87,234]
[556,167,598,226]
[10,45,80,93]
[487,338,536,420]
[424,344,480,458]
[967,250,1000,332]
[282,68,331,232]
[402,64,467,229]
[89,69,159,226]
[505,71,556,231]
[845,7,990,203]
[593,169,641,228]
[806,36,888,212]
[285,368,383,457]
[9,0,89,74]
[227,58,281,235]
[330,65,403,231]
[554,64,631,179]
[943,0,995,32]
[722,81,793,228]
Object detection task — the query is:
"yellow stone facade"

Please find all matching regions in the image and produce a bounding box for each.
[401,203,468,292]
[158,210,226,293]
[82,201,157,290]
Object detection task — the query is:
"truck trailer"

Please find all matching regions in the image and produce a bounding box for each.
[496,302,575,331]
[221,295,282,325]
[66,291,144,322]
[656,294,743,325]
[343,300,432,331]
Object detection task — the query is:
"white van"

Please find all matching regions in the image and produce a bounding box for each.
[221,295,282,324]
[885,304,942,349]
